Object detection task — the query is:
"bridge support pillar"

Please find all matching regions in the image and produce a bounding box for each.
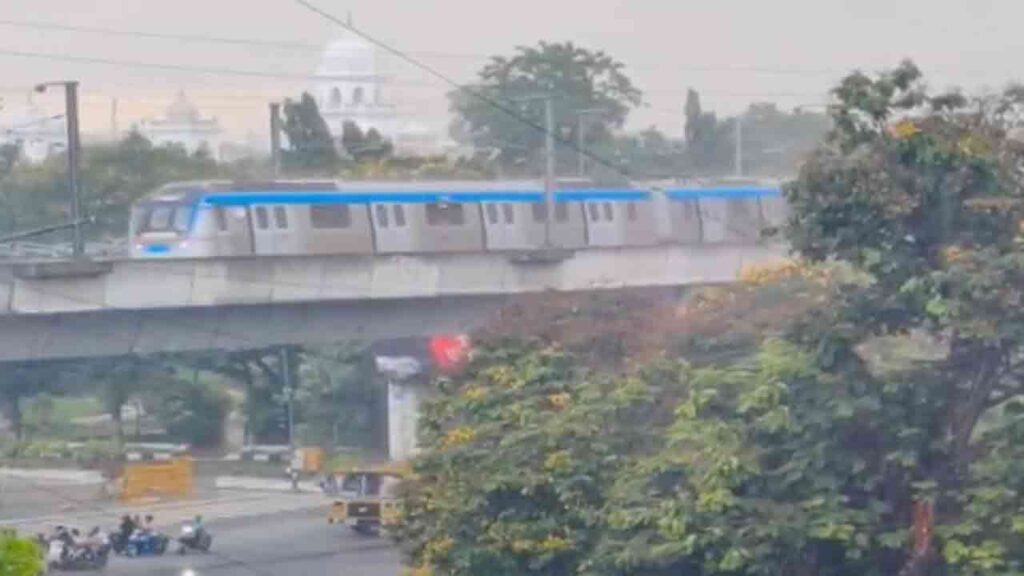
[376,354,433,462]
[386,378,432,461]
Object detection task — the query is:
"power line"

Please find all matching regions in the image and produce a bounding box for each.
[0,48,437,86]
[0,18,850,78]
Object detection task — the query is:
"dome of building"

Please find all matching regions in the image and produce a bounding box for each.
[316,37,377,77]
[165,91,201,123]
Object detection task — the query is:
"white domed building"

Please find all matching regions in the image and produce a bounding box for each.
[136,92,223,160]
[0,104,67,163]
[313,36,450,157]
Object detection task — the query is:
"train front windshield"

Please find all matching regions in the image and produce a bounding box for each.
[132,203,194,235]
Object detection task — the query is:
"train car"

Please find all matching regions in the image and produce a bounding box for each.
[661,178,783,244]
[129,179,785,260]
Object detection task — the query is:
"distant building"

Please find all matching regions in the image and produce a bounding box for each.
[313,36,453,157]
[136,91,223,160]
[0,104,66,163]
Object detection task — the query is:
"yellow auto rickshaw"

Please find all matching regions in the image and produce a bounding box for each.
[326,465,405,535]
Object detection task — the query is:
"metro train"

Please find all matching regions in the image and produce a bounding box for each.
[128,179,785,259]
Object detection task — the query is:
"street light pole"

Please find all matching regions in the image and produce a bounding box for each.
[269,102,282,177]
[36,81,83,257]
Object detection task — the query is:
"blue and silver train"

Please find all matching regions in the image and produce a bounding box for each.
[129,179,784,259]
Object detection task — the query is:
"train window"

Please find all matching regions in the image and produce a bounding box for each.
[555,202,569,222]
[588,203,600,221]
[502,203,514,224]
[274,206,288,229]
[375,205,389,228]
[603,203,614,221]
[310,205,351,229]
[215,207,228,232]
[393,205,406,227]
[531,203,547,222]
[426,203,465,226]
[627,202,638,221]
[255,207,269,230]
[485,204,498,224]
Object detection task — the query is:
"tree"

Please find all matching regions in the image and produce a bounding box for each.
[340,122,394,164]
[0,131,220,241]
[79,355,173,452]
[394,344,670,576]
[450,41,642,175]
[153,375,230,449]
[340,120,366,159]
[0,534,42,576]
[0,361,68,441]
[683,88,726,172]
[296,345,381,449]
[281,92,340,175]
[400,61,1024,576]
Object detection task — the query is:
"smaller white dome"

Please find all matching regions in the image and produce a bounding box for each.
[316,37,377,77]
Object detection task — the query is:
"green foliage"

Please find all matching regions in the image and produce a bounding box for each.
[340,121,394,163]
[296,345,381,448]
[0,131,219,241]
[403,62,1024,576]
[153,376,230,448]
[0,534,42,576]
[281,92,340,175]
[450,41,642,175]
[395,344,677,575]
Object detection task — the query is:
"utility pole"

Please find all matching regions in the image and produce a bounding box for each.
[544,97,555,247]
[279,347,295,450]
[575,108,605,178]
[65,82,82,257]
[269,102,282,177]
[734,116,743,177]
[36,81,83,257]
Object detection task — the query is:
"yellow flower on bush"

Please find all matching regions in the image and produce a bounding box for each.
[540,536,571,552]
[423,537,454,562]
[891,119,920,140]
[511,539,534,553]
[547,393,571,411]
[462,385,487,401]
[544,450,570,472]
[442,426,476,448]
[403,566,434,576]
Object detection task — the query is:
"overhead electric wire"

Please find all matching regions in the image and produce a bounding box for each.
[0,18,850,77]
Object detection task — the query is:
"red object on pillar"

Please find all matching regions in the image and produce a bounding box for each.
[429,335,472,375]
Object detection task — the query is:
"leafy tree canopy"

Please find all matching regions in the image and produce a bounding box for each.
[450,41,642,175]
[398,61,1024,576]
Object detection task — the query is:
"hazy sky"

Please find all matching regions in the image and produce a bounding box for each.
[0,0,1021,141]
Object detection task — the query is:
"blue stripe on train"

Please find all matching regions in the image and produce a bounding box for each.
[664,187,782,200]
[196,187,781,207]
[199,189,653,206]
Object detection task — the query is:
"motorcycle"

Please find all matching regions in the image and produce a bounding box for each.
[176,522,212,555]
[43,528,110,571]
[123,530,169,557]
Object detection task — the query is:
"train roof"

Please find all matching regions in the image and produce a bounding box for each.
[138,179,780,207]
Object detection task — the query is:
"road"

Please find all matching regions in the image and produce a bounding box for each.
[102,509,402,576]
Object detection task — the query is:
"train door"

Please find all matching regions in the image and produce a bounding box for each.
[482,202,521,250]
[251,204,279,254]
[371,203,416,253]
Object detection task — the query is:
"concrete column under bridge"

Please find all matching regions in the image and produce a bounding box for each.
[373,336,470,461]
